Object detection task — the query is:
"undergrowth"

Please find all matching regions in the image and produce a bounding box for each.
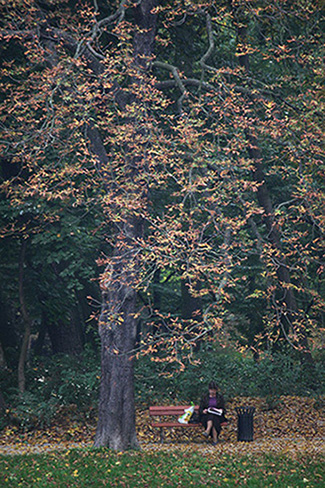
[1,346,323,430]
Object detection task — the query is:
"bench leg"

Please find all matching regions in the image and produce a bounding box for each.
[160,428,165,443]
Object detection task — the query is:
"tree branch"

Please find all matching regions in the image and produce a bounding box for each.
[153,60,187,113]
[155,77,216,93]
[199,13,215,70]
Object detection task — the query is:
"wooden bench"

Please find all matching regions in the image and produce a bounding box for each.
[150,405,229,443]
[149,405,201,443]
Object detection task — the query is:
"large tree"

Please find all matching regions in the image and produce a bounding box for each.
[94,0,159,451]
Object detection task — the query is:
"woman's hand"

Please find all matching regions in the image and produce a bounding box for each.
[203,409,208,414]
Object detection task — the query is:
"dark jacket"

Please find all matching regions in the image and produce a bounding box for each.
[199,392,227,424]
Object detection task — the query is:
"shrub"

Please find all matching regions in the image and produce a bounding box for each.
[8,391,59,430]
[27,346,100,412]
[134,346,325,404]
[1,346,100,430]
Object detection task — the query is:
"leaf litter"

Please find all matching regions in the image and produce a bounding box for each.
[0,396,323,458]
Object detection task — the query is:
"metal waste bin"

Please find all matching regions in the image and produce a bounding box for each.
[235,406,255,441]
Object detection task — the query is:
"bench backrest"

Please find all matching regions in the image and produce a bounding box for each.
[149,405,199,416]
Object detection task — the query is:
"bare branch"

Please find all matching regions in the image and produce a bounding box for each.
[199,13,215,70]
[97,0,128,28]
[171,13,187,26]
[86,41,105,60]
[153,60,187,113]
[155,77,217,93]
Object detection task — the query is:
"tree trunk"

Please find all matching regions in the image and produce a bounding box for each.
[0,390,5,412]
[46,314,83,356]
[181,278,203,350]
[18,240,32,394]
[0,342,6,369]
[0,289,18,369]
[181,279,202,321]
[94,0,157,450]
[94,238,139,450]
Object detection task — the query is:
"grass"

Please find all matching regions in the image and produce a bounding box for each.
[0,448,324,487]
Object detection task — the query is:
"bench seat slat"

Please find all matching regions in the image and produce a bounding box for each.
[151,421,201,428]
[149,406,199,416]
[151,421,228,428]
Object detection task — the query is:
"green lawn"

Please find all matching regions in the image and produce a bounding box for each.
[0,449,323,487]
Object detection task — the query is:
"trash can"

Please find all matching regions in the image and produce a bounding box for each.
[235,406,255,441]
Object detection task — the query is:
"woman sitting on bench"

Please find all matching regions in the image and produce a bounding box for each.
[199,381,227,445]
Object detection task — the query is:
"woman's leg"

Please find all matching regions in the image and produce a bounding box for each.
[212,417,221,443]
[212,427,218,443]
[204,419,213,435]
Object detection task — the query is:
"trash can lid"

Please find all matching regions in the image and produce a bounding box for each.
[235,406,255,415]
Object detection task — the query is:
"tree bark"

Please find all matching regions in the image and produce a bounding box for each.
[46,314,83,356]
[0,289,18,369]
[181,279,202,321]
[0,341,6,369]
[94,236,140,450]
[18,240,32,394]
[181,278,203,351]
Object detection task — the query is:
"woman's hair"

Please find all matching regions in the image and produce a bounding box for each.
[208,381,218,390]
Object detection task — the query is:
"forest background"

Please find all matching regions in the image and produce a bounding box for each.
[0,0,324,450]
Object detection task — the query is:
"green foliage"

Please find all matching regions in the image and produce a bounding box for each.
[1,346,323,430]
[27,348,100,411]
[2,347,100,430]
[7,392,59,431]
[0,449,323,488]
[135,348,325,404]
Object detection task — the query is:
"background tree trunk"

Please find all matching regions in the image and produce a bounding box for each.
[181,279,203,350]
[0,290,18,369]
[46,313,83,356]
[18,240,32,394]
